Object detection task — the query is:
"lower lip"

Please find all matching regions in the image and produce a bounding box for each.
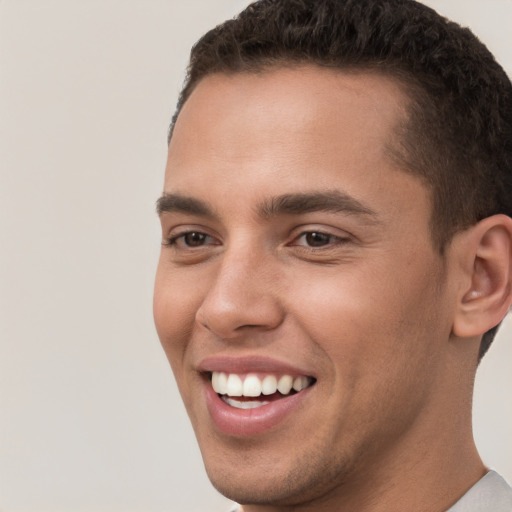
[204,380,313,437]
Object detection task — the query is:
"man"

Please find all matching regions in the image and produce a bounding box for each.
[154,0,512,510]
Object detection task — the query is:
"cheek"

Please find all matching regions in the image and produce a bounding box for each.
[153,263,202,372]
[290,264,447,442]
[289,265,393,345]
[289,259,446,377]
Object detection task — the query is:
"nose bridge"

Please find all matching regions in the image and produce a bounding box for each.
[195,242,283,338]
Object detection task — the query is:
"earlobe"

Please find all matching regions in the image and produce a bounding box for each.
[452,215,512,338]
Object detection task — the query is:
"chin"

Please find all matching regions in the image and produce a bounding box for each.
[200,439,354,508]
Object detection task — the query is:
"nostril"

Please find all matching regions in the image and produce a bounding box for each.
[199,320,211,331]
[196,306,284,340]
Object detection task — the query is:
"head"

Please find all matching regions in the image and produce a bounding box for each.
[169,0,512,358]
[154,1,512,509]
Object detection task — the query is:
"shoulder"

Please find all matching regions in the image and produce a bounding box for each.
[446,470,512,512]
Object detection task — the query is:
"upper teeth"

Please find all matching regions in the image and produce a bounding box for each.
[211,372,312,397]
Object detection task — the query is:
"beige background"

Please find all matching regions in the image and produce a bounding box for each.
[0,1,510,511]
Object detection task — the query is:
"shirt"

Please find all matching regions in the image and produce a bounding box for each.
[447,470,512,512]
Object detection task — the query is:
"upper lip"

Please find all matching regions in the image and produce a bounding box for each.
[197,355,315,378]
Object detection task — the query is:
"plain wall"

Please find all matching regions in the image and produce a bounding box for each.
[0,1,510,511]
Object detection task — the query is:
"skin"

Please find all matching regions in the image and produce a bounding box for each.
[154,66,488,512]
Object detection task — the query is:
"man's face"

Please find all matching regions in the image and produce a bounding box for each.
[154,67,457,507]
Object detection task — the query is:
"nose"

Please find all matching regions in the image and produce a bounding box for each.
[195,248,284,340]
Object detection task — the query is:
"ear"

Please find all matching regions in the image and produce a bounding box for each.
[452,215,512,338]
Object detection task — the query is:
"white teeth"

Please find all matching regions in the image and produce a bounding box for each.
[226,374,243,396]
[243,374,262,397]
[223,396,270,409]
[261,375,277,395]
[293,376,310,392]
[211,371,228,394]
[211,371,313,398]
[277,375,293,394]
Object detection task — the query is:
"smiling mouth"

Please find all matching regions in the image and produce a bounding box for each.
[209,371,316,409]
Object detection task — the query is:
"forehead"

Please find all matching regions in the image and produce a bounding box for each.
[165,65,429,224]
[169,65,410,167]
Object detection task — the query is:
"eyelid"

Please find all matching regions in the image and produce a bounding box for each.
[288,226,353,247]
[163,225,222,248]
[290,234,348,250]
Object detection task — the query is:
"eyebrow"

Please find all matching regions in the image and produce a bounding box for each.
[258,191,378,219]
[156,193,216,217]
[156,190,378,221]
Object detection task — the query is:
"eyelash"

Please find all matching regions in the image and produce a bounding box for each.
[290,231,349,249]
[164,231,218,248]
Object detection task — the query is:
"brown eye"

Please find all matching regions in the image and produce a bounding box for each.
[304,232,333,247]
[183,232,208,247]
[165,231,217,249]
[289,230,350,250]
